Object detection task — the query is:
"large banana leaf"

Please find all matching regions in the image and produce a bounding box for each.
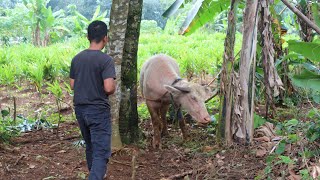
[291,69,320,92]
[162,0,193,17]
[179,0,230,35]
[288,40,320,62]
[92,5,101,21]
[162,0,230,35]
[311,2,320,28]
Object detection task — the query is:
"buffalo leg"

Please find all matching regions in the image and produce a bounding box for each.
[160,103,170,137]
[146,100,162,149]
[177,108,188,140]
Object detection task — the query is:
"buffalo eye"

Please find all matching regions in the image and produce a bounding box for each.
[191,95,197,102]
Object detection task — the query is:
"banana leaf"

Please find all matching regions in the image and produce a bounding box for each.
[311,2,320,28]
[291,69,320,92]
[162,0,193,18]
[288,40,320,62]
[179,0,230,35]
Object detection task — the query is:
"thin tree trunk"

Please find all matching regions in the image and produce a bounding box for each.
[119,0,143,143]
[233,0,259,144]
[34,22,41,46]
[107,0,130,149]
[296,1,314,42]
[218,0,239,144]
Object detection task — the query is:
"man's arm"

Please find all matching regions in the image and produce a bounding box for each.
[104,78,115,95]
[70,78,75,90]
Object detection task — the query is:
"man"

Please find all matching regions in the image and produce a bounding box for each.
[70,20,116,180]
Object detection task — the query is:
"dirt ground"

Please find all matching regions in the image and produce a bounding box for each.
[0,84,267,180]
[0,122,265,180]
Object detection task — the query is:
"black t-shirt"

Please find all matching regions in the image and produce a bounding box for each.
[70,49,116,109]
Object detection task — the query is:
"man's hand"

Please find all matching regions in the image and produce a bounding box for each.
[70,78,75,90]
[104,78,115,95]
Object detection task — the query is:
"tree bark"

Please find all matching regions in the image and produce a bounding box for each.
[259,0,283,120]
[119,0,143,143]
[233,0,259,144]
[296,1,314,42]
[218,0,239,144]
[107,0,130,149]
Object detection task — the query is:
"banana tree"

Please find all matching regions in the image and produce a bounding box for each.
[70,5,108,35]
[22,0,69,46]
[163,0,230,35]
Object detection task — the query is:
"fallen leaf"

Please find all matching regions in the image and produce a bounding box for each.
[288,168,301,180]
[56,150,66,154]
[272,136,281,141]
[256,148,267,157]
[254,136,270,142]
[203,146,214,152]
[29,164,36,169]
[217,159,224,166]
[312,165,320,179]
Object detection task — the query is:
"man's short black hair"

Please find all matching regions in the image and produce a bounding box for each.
[87,20,108,43]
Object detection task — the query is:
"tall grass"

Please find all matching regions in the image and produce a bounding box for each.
[0,38,86,88]
[0,22,239,89]
[138,25,242,79]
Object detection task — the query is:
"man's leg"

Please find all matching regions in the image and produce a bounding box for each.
[75,107,93,170]
[86,110,112,180]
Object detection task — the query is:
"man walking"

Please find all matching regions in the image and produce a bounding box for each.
[70,20,115,180]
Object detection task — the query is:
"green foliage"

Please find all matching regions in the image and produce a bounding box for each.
[163,0,230,35]
[0,38,83,85]
[138,103,149,120]
[284,40,320,105]
[311,2,320,28]
[0,110,19,142]
[0,64,17,87]
[254,113,266,129]
[71,5,108,35]
[288,40,320,62]
[28,63,45,92]
[138,30,242,79]
[47,80,63,99]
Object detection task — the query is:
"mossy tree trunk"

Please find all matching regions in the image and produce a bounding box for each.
[107,0,130,149]
[119,0,143,144]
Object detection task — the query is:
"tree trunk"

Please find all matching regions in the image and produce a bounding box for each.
[296,1,314,42]
[119,0,143,144]
[232,0,259,144]
[34,21,41,46]
[218,0,239,144]
[259,0,283,119]
[107,0,130,149]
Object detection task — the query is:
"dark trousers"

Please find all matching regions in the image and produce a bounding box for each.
[75,105,112,180]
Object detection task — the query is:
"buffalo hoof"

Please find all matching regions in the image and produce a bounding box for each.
[182,133,190,141]
[161,130,170,137]
[152,138,162,149]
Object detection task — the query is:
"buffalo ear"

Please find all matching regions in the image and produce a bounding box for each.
[203,86,213,99]
[164,85,182,96]
[173,85,191,93]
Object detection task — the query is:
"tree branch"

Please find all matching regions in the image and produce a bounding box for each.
[281,0,320,34]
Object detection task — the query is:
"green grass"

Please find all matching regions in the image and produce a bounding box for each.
[0,29,238,89]
[138,31,242,79]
